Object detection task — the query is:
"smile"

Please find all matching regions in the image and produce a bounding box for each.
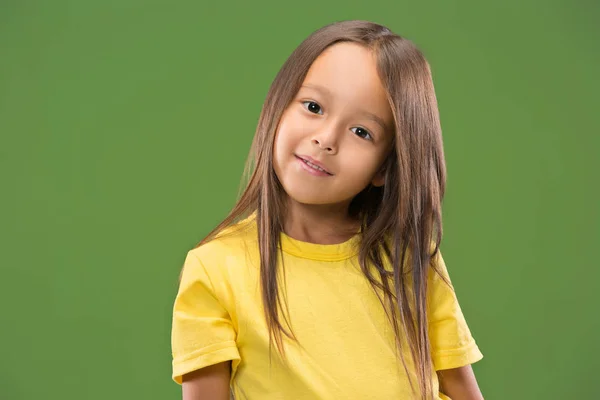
[295,155,333,176]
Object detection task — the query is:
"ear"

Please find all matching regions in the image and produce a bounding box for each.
[371,167,386,187]
[372,153,392,187]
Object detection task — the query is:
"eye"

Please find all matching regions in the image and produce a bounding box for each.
[350,127,373,141]
[302,101,323,115]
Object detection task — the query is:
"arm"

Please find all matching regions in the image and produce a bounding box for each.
[437,364,484,400]
[182,361,231,400]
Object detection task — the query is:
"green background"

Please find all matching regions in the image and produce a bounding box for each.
[1,0,598,399]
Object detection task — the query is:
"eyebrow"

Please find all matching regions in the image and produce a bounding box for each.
[300,83,389,131]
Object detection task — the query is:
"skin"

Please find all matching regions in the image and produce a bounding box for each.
[182,42,483,399]
[182,361,230,400]
[439,364,484,400]
[273,42,393,244]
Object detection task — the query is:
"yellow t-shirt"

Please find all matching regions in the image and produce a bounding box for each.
[171,215,483,399]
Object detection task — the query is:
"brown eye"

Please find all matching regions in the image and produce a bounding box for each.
[302,101,323,115]
[351,127,373,141]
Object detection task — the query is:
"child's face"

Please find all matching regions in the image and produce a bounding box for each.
[273,42,394,207]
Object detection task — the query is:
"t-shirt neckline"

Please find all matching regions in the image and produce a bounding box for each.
[279,230,360,261]
[239,211,361,261]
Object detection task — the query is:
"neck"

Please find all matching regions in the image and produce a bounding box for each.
[281,197,360,245]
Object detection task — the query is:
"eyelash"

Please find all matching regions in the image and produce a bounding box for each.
[300,100,373,141]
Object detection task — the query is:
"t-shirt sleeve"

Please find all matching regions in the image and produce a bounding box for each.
[171,249,240,384]
[427,250,483,371]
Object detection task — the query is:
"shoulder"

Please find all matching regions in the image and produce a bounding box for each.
[187,213,259,276]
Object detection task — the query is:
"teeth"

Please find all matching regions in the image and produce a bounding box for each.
[303,159,326,173]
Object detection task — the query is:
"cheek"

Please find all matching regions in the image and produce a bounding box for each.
[273,120,298,173]
[341,146,386,183]
[274,112,305,154]
[273,127,291,163]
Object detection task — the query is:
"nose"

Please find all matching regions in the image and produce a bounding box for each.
[311,128,339,154]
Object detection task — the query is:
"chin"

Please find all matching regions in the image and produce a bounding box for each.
[287,193,333,205]
[284,186,350,206]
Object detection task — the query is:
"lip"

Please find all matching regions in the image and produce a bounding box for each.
[295,155,333,176]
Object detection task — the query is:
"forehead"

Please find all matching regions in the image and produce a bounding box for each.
[301,42,392,121]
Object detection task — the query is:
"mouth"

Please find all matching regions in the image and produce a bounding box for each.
[295,155,333,176]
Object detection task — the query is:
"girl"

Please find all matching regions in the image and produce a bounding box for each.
[171,20,484,400]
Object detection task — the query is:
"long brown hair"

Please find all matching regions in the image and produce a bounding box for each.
[191,20,446,399]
